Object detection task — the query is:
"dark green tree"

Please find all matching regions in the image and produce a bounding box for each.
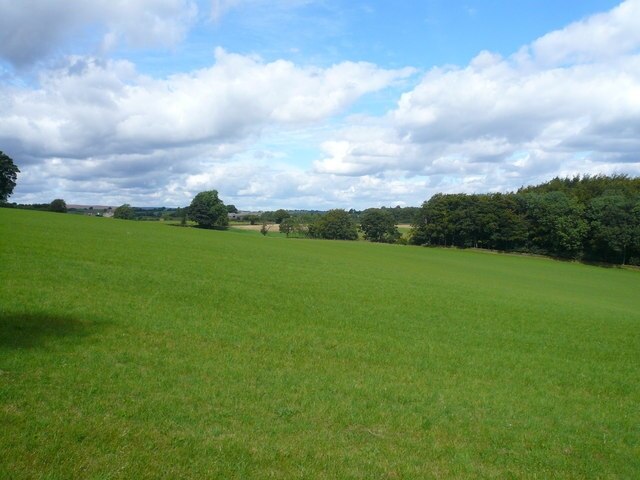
[273,209,291,224]
[114,204,135,220]
[360,209,400,243]
[244,214,260,225]
[188,190,229,228]
[519,174,640,204]
[226,204,238,214]
[410,193,454,246]
[279,217,295,237]
[521,191,587,258]
[308,209,358,240]
[408,174,640,264]
[586,194,640,265]
[261,211,275,222]
[491,194,528,251]
[49,198,67,213]
[388,205,421,224]
[0,151,20,203]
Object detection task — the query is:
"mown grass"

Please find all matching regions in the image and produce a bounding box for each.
[1,208,639,479]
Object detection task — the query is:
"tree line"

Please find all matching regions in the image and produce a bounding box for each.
[410,175,640,265]
[3,148,639,265]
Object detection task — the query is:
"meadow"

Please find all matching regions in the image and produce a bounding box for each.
[1,208,638,479]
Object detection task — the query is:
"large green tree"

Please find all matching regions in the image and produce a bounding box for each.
[359,209,400,243]
[0,151,20,203]
[273,209,291,224]
[308,209,358,240]
[114,204,135,220]
[189,190,229,228]
[586,194,640,265]
[50,199,67,213]
[279,216,296,237]
[410,193,455,246]
[244,214,260,225]
[522,191,587,259]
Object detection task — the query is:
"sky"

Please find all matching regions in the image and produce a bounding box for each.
[1,0,639,209]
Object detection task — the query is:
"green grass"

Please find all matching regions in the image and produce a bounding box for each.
[1,208,639,479]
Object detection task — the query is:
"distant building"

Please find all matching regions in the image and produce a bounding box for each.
[228,211,262,221]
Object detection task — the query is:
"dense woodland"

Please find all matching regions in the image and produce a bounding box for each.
[410,175,640,265]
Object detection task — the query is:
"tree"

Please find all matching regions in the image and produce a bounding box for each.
[0,151,20,203]
[521,191,587,259]
[188,190,228,228]
[586,194,640,265]
[490,194,528,251]
[308,209,358,240]
[360,209,400,243]
[260,211,275,222]
[50,198,67,213]
[279,216,301,237]
[114,204,135,220]
[244,214,260,225]
[226,204,238,214]
[410,193,453,246]
[273,209,291,224]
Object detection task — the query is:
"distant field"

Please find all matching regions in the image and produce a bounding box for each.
[397,224,412,237]
[1,209,639,479]
[232,223,281,232]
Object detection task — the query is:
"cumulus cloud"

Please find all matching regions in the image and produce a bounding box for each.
[314,0,640,197]
[179,161,430,210]
[1,49,413,206]
[527,0,640,66]
[0,0,198,66]
[1,49,412,156]
[4,0,640,209]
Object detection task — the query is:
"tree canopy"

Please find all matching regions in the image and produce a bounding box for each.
[273,209,291,224]
[50,199,67,213]
[308,209,358,240]
[586,193,640,265]
[114,204,135,220]
[188,190,229,228]
[410,175,640,264]
[359,209,400,243]
[0,151,20,203]
[244,214,260,225]
[279,216,306,237]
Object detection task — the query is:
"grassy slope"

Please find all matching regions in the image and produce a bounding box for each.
[1,209,639,479]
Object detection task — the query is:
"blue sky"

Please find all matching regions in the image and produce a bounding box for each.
[126,1,621,72]
[1,0,638,208]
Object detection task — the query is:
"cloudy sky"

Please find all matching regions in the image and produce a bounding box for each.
[1,0,639,209]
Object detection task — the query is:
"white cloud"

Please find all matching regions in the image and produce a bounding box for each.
[527,0,640,66]
[1,50,413,206]
[314,0,640,199]
[1,50,413,156]
[0,0,198,66]
[4,0,640,209]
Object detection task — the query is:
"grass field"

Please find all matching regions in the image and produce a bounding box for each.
[1,208,639,479]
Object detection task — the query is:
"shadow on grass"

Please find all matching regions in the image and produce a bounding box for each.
[0,311,97,349]
[165,223,228,230]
